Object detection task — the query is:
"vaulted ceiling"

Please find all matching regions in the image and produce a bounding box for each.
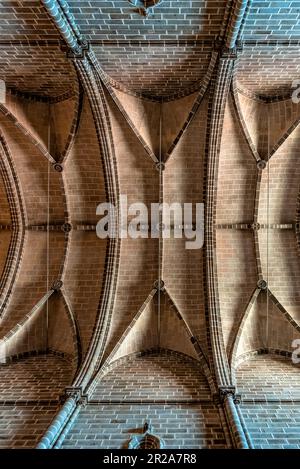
[1,1,300,99]
[0,0,300,450]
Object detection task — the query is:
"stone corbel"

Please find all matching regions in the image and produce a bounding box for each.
[60,40,90,60]
[60,386,87,404]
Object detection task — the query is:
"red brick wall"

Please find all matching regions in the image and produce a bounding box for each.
[0,355,73,448]
[62,351,227,449]
[236,354,300,449]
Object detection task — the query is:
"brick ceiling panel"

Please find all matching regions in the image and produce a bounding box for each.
[258,124,300,224]
[0,354,73,400]
[236,354,300,399]
[241,1,300,40]
[94,44,212,98]
[113,89,160,154]
[0,111,66,224]
[236,46,300,97]
[63,232,108,357]
[0,0,61,40]
[259,230,300,325]
[216,230,257,353]
[68,0,228,40]
[217,96,257,225]
[0,231,66,337]
[0,45,77,98]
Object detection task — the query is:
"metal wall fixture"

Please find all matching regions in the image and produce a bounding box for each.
[128,421,165,449]
[128,0,163,17]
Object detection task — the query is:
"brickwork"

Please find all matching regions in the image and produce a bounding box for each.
[0,1,61,40]
[68,2,228,40]
[105,237,158,359]
[1,0,300,451]
[62,351,227,449]
[0,405,59,448]
[113,89,160,155]
[50,96,78,160]
[164,95,207,204]
[105,292,202,365]
[103,89,159,358]
[0,171,11,225]
[105,89,159,209]
[107,296,158,363]
[241,2,300,40]
[65,95,106,223]
[162,97,208,353]
[204,56,235,385]
[63,231,107,356]
[159,292,203,362]
[0,112,65,224]
[162,91,199,155]
[0,353,72,449]
[163,238,206,352]
[236,355,300,449]
[234,293,267,360]
[234,291,300,362]
[5,93,50,153]
[217,95,257,224]
[0,231,65,336]
[0,354,73,401]
[259,127,300,224]
[259,230,300,324]
[0,231,11,279]
[47,293,78,364]
[238,93,300,158]
[62,403,227,449]
[240,404,300,449]
[0,44,77,98]
[94,45,212,99]
[236,45,300,97]
[216,230,257,352]
[93,351,209,400]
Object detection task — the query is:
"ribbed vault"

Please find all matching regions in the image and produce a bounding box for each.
[0,0,300,451]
